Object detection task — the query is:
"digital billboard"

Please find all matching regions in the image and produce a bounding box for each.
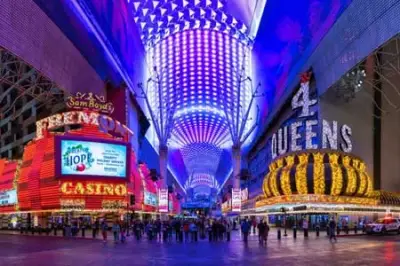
[144,191,157,207]
[56,136,130,179]
[0,190,17,206]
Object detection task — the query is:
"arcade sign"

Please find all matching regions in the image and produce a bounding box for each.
[270,72,353,159]
[66,92,114,114]
[36,111,133,141]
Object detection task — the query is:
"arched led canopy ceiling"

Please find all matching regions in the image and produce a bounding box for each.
[132,0,252,48]
[132,0,262,192]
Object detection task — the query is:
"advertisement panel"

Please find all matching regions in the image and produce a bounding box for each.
[56,136,130,179]
[158,189,168,213]
[232,188,241,212]
[144,192,157,207]
[0,190,17,206]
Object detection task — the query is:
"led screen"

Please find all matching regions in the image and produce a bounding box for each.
[58,138,128,178]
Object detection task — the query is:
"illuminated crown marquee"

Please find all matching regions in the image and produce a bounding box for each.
[132,0,255,189]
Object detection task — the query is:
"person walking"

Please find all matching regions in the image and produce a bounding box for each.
[241,219,250,243]
[329,217,337,242]
[263,221,270,244]
[225,220,231,241]
[183,222,190,242]
[112,220,121,243]
[257,220,265,243]
[101,220,108,243]
[189,220,197,242]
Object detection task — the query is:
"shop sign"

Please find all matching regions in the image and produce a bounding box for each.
[232,188,241,212]
[36,111,133,140]
[60,182,127,196]
[144,191,157,207]
[66,92,114,114]
[270,73,353,159]
[0,189,17,206]
[158,189,169,213]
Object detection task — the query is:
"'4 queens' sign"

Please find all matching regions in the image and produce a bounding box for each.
[270,72,353,159]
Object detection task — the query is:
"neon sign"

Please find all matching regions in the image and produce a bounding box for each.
[36,111,133,141]
[66,92,114,114]
[60,182,127,196]
[270,73,353,159]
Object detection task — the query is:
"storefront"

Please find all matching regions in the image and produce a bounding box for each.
[0,93,172,228]
[244,72,400,225]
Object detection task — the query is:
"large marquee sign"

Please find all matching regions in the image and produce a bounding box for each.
[158,189,169,213]
[60,182,127,196]
[55,136,130,179]
[270,72,353,159]
[36,110,133,141]
[0,190,17,206]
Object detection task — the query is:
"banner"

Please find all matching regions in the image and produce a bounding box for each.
[158,189,168,213]
[0,190,17,206]
[232,188,241,212]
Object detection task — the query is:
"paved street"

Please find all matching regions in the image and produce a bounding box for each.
[0,231,399,266]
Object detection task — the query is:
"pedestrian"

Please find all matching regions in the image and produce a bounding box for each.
[257,220,265,243]
[225,220,231,241]
[329,217,337,242]
[112,220,121,243]
[120,224,126,243]
[101,220,108,243]
[184,222,190,242]
[241,219,250,243]
[189,220,198,242]
[263,221,270,244]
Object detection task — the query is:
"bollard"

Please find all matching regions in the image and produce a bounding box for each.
[92,228,96,238]
[354,226,358,234]
[54,227,57,236]
[293,227,297,239]
[316,227,320,237]
[277,228,281,240]
[63,228,66,237]
[304,228,308,237]
[32,228,34,235]
[337,227,340,235]
[82,227,85,237]
[20,227,23,234]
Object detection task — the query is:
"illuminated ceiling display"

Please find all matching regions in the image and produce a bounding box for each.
[134,0,258,191]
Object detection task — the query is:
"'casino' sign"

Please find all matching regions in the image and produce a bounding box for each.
[270,72,353,159]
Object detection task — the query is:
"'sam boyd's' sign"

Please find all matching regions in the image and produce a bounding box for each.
[270,72,352,159]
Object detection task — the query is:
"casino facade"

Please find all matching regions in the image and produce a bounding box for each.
[0,94,180,229]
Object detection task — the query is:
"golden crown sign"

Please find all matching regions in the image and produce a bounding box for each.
[66,92,114,114]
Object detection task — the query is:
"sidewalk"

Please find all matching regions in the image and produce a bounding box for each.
[0,227,366,242]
